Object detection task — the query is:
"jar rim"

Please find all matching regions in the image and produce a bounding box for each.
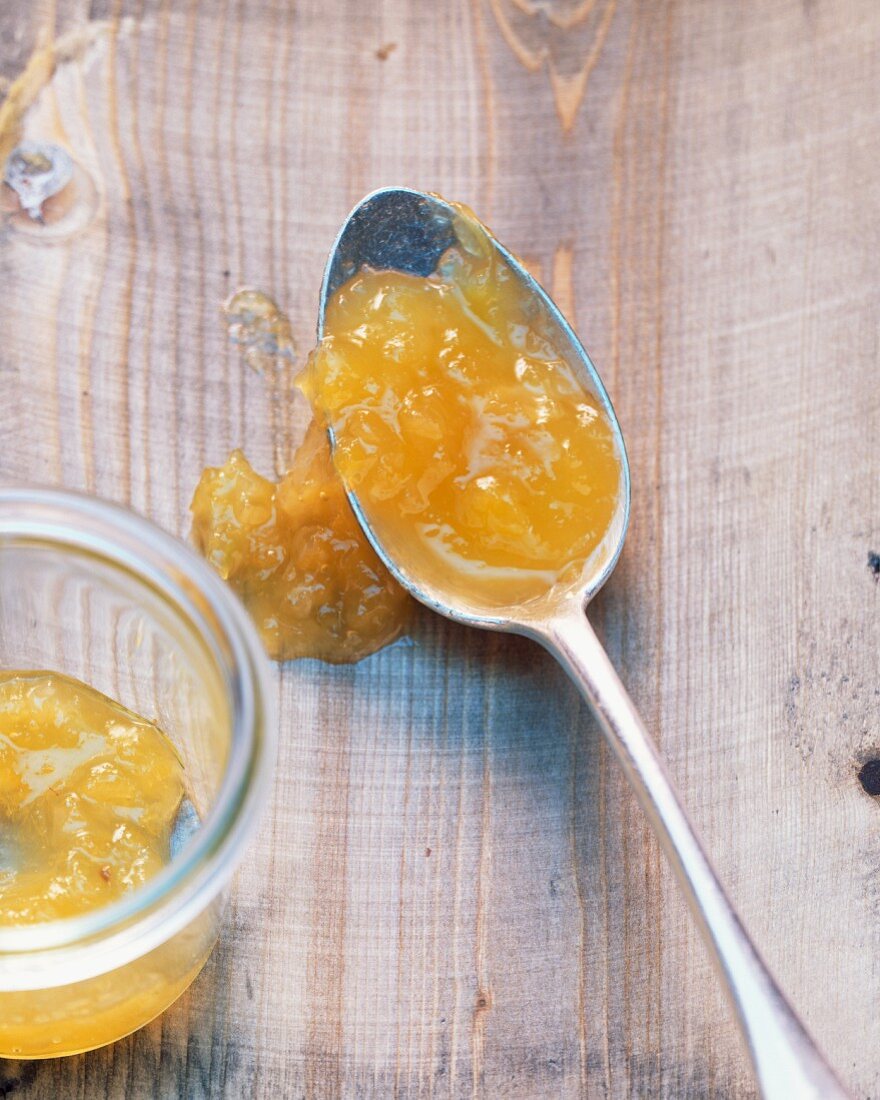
[0,486,276,989]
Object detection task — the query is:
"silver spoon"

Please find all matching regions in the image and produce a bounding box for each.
[317,187,850,1100]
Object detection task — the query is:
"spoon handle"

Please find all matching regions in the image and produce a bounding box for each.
[541,609,851,1100]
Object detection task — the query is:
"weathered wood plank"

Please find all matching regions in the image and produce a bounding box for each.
[1,1,879,1096]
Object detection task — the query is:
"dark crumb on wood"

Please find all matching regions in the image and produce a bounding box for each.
[425,847,431,857]
[0,1061,38,1093]
[868,550,880,578]
[222,268,231,278]
[376,42,397,61]
[857,759,880,796]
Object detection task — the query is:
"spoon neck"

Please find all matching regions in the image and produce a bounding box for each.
[538,608,851,1099]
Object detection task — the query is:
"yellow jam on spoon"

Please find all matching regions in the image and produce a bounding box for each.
[300,211,621,608]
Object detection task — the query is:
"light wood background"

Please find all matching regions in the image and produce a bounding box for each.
[1,1,879,1096]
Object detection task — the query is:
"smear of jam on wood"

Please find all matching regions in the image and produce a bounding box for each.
[191,420,410,664]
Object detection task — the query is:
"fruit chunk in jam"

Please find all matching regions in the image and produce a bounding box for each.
[0,671,184,925]
[190,420,410,663]
[299,210,621,608]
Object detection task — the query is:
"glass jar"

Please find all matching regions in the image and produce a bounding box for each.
[0,487,275,1058]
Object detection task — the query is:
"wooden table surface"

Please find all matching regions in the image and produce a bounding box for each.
[1,1,879,1096]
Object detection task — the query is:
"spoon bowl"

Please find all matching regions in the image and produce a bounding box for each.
[316,187,850,1100]
[319,187,630,630]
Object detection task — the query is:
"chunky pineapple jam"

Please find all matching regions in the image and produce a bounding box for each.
[193,204,618,653]
[0,671,184,924]
[191,419,410,663]
[299,211,621,608]
[0,671,207,1059]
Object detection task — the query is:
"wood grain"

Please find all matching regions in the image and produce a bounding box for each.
[1,0,879,1096]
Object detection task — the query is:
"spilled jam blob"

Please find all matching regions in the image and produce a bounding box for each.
[190,420,410,663]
